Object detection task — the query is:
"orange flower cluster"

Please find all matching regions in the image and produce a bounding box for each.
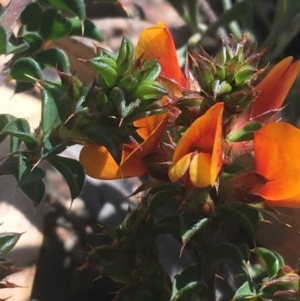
[79,21,300,208]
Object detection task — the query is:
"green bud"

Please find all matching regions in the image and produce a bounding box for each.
[88,58,118,88]
[133,80,168,101]
[109,87,126,118]
[212,80,232,98]
[116,37,135,75]
[135,59,161,82]
[118,74,138,95]
[234,65,257,85]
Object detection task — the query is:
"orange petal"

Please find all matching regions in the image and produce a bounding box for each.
[134,113,167,140]
[136,21,188,88]
[254,122,300,204]
[172,103,224,165]
[189,152,212,187]
[80,116,168,179]
[252,57,300,118]
[79,144,146,179]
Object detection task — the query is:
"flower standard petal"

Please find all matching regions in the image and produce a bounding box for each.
[253,122,300,206]
[252,57,300,118]
[136,21,188,88]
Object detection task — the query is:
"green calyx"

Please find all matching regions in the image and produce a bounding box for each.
[84,37,168,123]
[191,34,264,114]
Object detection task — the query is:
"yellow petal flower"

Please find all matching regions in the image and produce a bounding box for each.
[169,103,224,188]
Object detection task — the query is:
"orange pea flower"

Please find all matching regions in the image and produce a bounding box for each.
[234,57,300,130]
[252,122,300,208]
[80,114,168,179]
[168,103,224,188]
[136,21,188,89]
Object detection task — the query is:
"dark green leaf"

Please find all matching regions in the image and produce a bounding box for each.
[10,57,43,83]
[16,154,45,205]
[48,155,85,200]
[220,204,257,238]
[40,9,72,40]
[6,40,30,54]
[14,82,35,94]
[147,183,179,213]
[70,17,103,41]
[180,214,212,246]
[0,114,16,143]
[20,3,43,31]
[40,80,67,133]
[85,125,123,164]
[211,242,248,271]
[45,0,86,19]
[35,48,70,73]
[253,247,284,278]
[1,118,38,151]
[0,25,7,54]
[171,266,209,301]
[233,281,260,300]
[0,233,22,255]
[20,179,45,206]
[22,32,43,53]
[17,154,45,186]
[227,121,262,142]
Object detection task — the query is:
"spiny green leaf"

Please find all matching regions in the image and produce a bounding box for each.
[85,126,123,165]
[40,80,67,133]
[10,57,43,83]
[20,179,45,206]
[70,17,103,41]
[0,114,16,143]
[45,0,86,20]
[171,266,209,301]
[35,48,70,73]
[16,154,45,205]
[180,214,212,246]
[0,233,22,255]
[20,3,43,31]
[253,247,284,279]
[147,183,179,213]
[220,204,257,238]
[22,32,43,54]
[48,156,85,200]
[233,281,260,300]
[40,9,72,40]
[1,118,38,151]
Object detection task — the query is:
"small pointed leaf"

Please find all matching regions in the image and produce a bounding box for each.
[10,57,43,83]
[48,156,85,200]
[0,233,22,255]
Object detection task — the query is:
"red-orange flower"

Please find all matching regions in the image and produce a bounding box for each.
[253,122,300,208]
[136,21,188,89]
[168,103,224,188]
[80,114,168,179]
[234,57,300,130]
